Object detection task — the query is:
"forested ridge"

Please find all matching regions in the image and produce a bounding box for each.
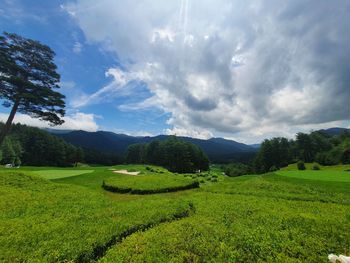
[0,123,122,166]
[125,137,210,173]
[253,130,350,173]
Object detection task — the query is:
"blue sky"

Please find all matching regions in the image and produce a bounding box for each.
[0,0,170,136]
[1,0,350,144]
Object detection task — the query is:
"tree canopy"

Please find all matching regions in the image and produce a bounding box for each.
[0,32,65,145]
[125,137,210,173]
[253,131,350,173]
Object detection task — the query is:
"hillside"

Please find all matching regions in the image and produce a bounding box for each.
[52,130,257,163]
[318,127,350,136]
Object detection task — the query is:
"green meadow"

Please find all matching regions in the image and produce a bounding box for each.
[1,164,349,262]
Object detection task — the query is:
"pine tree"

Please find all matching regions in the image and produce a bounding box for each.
[0,32,65,145]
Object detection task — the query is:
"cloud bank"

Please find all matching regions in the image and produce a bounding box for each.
[0,112,99,132]
[64,0,350,142]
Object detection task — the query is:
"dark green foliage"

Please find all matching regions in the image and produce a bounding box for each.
[254,130,350,173]
[223,163,252,177]
[125,137,209,173]
[1,137,15,164]
[0,32,65,145]
[126,143,147,164]
[8,124,82,166]
[0,122,123,166]
[102,180,200,194]
[297,161,306,170]
[312,163,320,170]
[253,137,292,173]
[83,147,122,166]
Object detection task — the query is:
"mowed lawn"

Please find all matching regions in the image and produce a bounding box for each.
[1,164,349,262]
[277,164,350,183]
[277,170,350,182]
[31,169,94,179]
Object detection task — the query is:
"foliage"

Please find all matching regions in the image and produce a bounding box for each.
[297,160,306,170]
[125,137,209,173]
[0,137,18,164]
[254,131,350,173]
[0,32,65,145]
[0,122,124,166]
[7,123,84,166]
[312,163,320,170]
[253,137,292,173]
[103,180,200,194]
[223,162,252,177]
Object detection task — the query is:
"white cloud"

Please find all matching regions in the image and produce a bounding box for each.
[118,96,160,111]
[0,112,99,132]
[64,0,350,142]
[73,41,83,54]
[71,68,142,108]
[165,127,213,140]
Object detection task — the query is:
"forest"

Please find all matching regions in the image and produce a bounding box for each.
[125,137,210,173]
[253,130,350,173]
[0,123,122,166]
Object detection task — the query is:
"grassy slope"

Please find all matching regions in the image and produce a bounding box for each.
[101,167,350,263]
[1,164,349,262]
[30,169,94,179]
[104,167,196,191]
[0,170,191,262]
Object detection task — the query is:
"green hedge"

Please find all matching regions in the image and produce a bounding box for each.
[102,180,200,195]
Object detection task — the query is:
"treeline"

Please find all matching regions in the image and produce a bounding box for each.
[125,137,209,173]
[0,123,122,166]
[254,130,350,173]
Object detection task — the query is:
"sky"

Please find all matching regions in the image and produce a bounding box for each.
[1,0,350,144]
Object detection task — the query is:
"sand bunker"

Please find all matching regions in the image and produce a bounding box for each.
[113,170,140,176]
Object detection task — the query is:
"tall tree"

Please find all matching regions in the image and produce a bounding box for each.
[0,32,65,145]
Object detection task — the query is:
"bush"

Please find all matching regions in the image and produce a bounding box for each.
[297,161,306,170]
[224,163,251,177]
[269,165,278,172]
[312,163,320,170]
[102,181,200,194]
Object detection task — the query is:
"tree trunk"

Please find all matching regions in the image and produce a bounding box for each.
[0,99,20,146]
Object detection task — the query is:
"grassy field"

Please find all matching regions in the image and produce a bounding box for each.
[30,169,94,179]
[1,164,349,262]
[103,166,199,193]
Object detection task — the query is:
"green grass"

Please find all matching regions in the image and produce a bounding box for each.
[1,164,350,262]
[277,170,350,183]
[30,169,94,179]
[0,170,192,262]
[281,163,350,171]
[103,167,198,193]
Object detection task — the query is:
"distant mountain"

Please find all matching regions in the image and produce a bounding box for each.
[318,127,350,136]
[44,128,73,135]
[52,130,257,163]
[249,144,261,149]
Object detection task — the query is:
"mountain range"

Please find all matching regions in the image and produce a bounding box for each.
[48,127,350,163]
[48,129,258,163]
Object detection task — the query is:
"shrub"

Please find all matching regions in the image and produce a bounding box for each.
[297,161,306,170]
[312,163,320,170]
[269,165,278,172]
[102,181,200,194]
[223,163,252,177]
